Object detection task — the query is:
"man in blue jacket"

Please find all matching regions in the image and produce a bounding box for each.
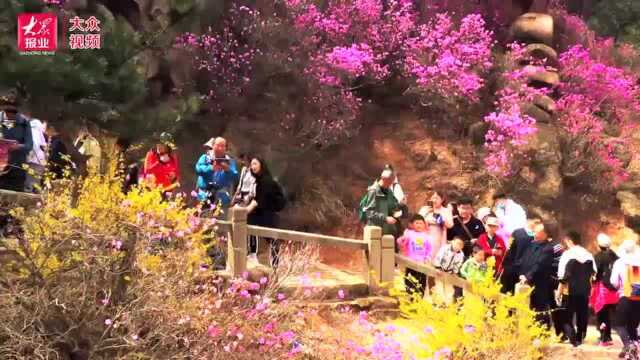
[0,95,33,192]
[195,137,238,218]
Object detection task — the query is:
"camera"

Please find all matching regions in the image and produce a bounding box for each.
[209,156,230,165]
[205,181,222,192]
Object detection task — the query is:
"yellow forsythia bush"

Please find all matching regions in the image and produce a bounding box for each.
[388,264,553,360]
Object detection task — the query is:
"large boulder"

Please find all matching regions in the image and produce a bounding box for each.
[526,124,561,163]
[511,13,554,45]
[524,103,552,123]
[167,48,194,90]
[525,124,563,199]
[468,122,489,146]
[537,163,562,199]
[524,43,558,65]
[617,191,640,219]
[533,94,556,114]
[523,65,560,88]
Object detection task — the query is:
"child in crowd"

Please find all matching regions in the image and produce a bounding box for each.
[460,246,488,283]
[397,214,432,295]
[434,237,466,300]
[477,216,507,276]
[557,231,596,347]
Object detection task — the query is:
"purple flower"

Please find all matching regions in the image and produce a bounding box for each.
[435,347,452,359]
[105,319,113,326]
[259,277,268,285]
[277,293,286,301]
[207,325,222,337]
[280,331,295,344]
[463,325,475,333]
[338,289,345,299]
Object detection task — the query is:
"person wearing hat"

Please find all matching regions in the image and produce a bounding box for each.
[0,94,33,192]
[195,137,238,213]
[142,132,180,195]
[360,167,401,237]
[591,233,619,346]
[476,216,508,276]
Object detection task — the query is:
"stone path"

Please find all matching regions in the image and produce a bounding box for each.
[548,325,622,359]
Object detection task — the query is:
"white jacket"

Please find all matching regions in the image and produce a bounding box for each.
[610,250,640,297]
[495,199,527,235]
[27,118,47,166]
[557,245,597,280]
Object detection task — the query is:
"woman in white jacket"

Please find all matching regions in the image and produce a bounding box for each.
[24,115,47,193]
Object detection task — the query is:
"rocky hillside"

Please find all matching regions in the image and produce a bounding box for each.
[60,0,640,250]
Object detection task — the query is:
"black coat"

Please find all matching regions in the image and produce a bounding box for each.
[503,228,534,276]
[519,240,554,287]
[562,259,595,297]
[47,135,68,179]
[1,114,33,166]
[248,173,280,227]
[595,249,618,290]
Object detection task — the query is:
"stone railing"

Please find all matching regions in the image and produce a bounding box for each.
[218,206,396,294]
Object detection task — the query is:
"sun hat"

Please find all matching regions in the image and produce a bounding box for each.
[596,233,611,248]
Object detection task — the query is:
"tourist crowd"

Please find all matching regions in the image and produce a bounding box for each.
[2,95,640,358]
[0,95,287,267]
[361,166,640,357]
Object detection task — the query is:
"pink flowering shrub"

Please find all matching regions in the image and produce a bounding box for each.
[403,13,494,103]
[175,5,261,114]
[282,0,416,144]
[483,44,549,176]
[556,45,640,190]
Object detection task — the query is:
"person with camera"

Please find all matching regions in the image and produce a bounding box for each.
[0,94,33,192]
[195,137,238,217]
[142,132,180,197]
[418,189,454,258]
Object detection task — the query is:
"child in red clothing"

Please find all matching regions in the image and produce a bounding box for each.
[143,133,180,195]
[477,216,507,276]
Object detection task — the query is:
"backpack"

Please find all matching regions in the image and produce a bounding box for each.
[625,265,640,300]
[271,180,287,212]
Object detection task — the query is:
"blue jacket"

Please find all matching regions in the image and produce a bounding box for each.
[195,153,238,206]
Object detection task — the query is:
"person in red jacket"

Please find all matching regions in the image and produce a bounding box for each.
[477,216,507,276]
[143,132,180,195]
